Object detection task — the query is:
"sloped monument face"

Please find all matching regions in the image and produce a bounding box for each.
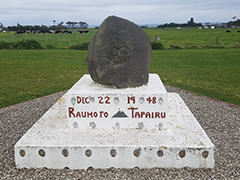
[86,16,152,88]
[15,16,214,169]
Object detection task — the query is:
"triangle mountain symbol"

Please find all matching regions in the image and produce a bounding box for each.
[112,111,128,118]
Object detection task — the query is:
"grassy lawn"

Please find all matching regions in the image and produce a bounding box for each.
[0,50,88,107]
[0,49,239,108]
[144,28,240,48]
[0,29,97,48]
[150,49,240,105]
[1,28,240,49]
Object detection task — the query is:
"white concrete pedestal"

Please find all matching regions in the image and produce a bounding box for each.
[66,74,168,130]
[15,74,214,169]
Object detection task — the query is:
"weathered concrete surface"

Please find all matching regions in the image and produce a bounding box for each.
[86,16,152,88]
[14,74,214,169]
[1,87,239,179]
[65,74,168,129]
[14,92,214,169]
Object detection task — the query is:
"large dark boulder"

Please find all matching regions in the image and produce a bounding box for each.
[86,16,152,88]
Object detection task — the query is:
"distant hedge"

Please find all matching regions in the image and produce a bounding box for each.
[0,39,43,49]
[0,41,16,49]
[68,42,89,50]
[151,42,164,50]
[68,42,164,50]
[0,40,164,50]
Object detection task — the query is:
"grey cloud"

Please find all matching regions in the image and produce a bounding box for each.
[0,0,239,26]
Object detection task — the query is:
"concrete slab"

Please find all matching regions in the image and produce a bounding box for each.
[15,92,214,169]
[66,74,168,130]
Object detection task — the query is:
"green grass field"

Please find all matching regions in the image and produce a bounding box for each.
[0,29,97,48]
[1,28,240,49]
[0,28,240,107]
[151,49,240,105]
[0,50,88,107]
[0,48,239,108]
[145,28,240,48]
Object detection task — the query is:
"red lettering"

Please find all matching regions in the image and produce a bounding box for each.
[147,97,152,103]
[105,96,110,104]
[146,112,151,118]
[127,96,136,104]
[77,96,81,103]
[141,112,145,118]
[161,112,166,118]
[69,110,111,119]
[135,112,140,118]
[104,112,108,117]
[98,96,103,104]
[76,112,81,117]
[99,111,104,118]
[87,112,93,118]
[128,107,138,118]
[155,112,160,118]
[81,112,86,118]
[99,111,108,117]
[77,96,90,104]
[152,97,156,104]
[147,97,157,104]
[98,96,111,104]
[68,107,75,118]
[85,97,89,104]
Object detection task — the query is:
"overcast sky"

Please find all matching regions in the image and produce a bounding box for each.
[0,0,239,26]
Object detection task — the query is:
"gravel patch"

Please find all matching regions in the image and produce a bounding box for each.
[0,86,239,180]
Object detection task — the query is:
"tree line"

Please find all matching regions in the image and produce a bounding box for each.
[227,18,240,27]
[65,21,88,28]
[0,21,88,32]
[157,17,202,28]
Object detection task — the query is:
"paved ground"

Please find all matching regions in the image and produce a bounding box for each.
[0,85,239,180]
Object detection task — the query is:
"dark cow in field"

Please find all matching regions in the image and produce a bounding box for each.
[237,30,240,33]
[26,30,32,34]
[22,30,53,34]
[16,30,26,34]
[37,30,50,33]
[54,30,72,34]
[77,30,89,34]
[16,29,73,34]
[226,30,231,33]
[62,30,72,34]
[54,30,62,34]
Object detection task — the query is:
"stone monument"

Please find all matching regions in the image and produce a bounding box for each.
[87,16,151,88]
[15,16,214,169]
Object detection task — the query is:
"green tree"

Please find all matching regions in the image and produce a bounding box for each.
[82,22,88,28]
[188,17,195,26]
[17,23,22,31]
[66,21,72,28]
[227,19,240,27]
[72,22,77,28]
